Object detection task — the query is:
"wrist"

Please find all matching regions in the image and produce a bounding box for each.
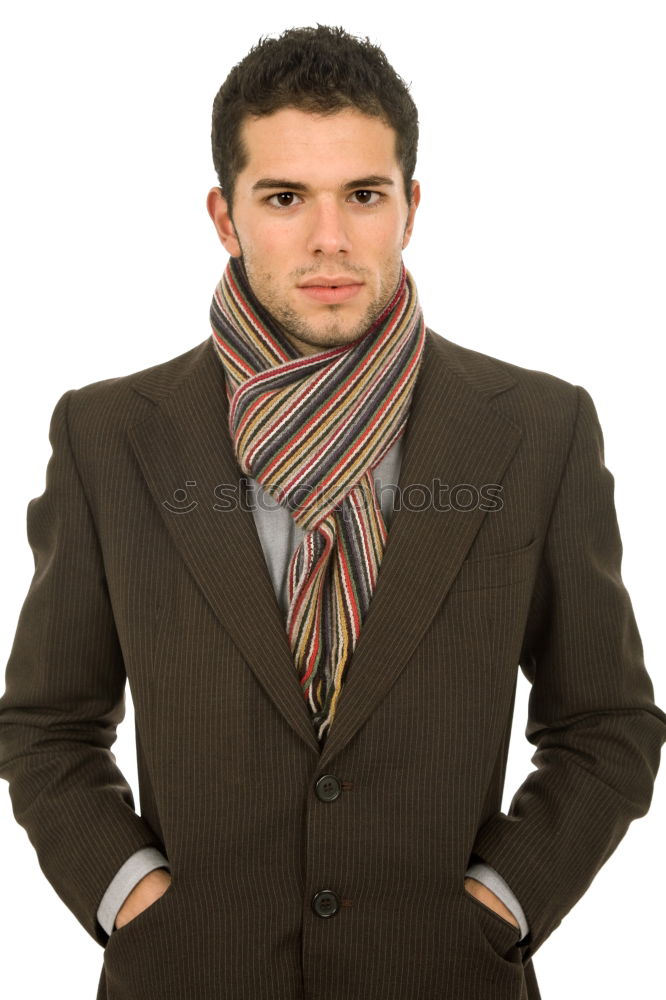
[115,867,171,930]
[464,876,519,930]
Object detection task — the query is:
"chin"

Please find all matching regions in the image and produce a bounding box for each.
[313,326,366,346]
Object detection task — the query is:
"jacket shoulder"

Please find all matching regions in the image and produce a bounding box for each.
[426,327,579,404]
[62,338,212,435]
[425,328,585,456]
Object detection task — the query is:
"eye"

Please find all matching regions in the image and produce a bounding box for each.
[350,190,382,206]
[267,192,303,207]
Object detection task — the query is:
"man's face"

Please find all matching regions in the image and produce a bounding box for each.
[207,107,420,356]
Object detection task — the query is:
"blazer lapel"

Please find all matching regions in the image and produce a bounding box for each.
[127,337,321,755]
[127,332,522,765]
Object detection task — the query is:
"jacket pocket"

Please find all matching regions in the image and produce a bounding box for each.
[452,537,539,593]
[106,878,176,947]
[462,885,522,956]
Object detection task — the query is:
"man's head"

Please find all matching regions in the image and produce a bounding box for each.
[207,25,421,356]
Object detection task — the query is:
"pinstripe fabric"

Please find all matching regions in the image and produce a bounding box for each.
[0,329,664,1000]
[209,257,425,744]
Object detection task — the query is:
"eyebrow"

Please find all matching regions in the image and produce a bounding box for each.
[251,175,396,193]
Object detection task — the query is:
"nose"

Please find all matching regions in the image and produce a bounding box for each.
[306,197,352,255]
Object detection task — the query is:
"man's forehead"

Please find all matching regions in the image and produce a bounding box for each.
[238,107,400,181]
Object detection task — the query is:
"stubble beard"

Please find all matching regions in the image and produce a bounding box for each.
[257,292,392,353]
[238,250,403,354]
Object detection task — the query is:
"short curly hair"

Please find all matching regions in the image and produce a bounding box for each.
[211,24,419,212]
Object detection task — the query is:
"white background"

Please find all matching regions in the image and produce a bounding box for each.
[1,2,664,997]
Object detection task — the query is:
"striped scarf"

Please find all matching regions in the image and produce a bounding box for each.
[210,256,425,745]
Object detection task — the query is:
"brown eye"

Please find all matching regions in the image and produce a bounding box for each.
[352,190,380,205]
[267,192,301,207]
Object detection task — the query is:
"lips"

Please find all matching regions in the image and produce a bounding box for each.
[298,275,363,288]
[298,277,364,304]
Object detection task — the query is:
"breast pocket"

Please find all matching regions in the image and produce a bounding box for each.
[451,536,539,593]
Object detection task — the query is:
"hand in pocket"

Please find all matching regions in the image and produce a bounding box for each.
[114,868,172,931]
[463,876,520,931]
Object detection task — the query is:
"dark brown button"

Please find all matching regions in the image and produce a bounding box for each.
[315,774,341,801]
[312,890,339,918]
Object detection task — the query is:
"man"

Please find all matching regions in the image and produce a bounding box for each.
[0,24,664,1000]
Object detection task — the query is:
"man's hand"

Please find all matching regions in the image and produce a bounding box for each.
[114,867,172,930]
[464,876,520,931]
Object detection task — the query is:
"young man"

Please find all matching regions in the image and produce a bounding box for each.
[0,25,664,1000]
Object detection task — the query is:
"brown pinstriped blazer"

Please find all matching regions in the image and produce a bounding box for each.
[1,328,665,1000]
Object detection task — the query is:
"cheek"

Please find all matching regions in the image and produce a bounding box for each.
[242,231,278,265]
[353,215,406,253]
[237,210,299,266]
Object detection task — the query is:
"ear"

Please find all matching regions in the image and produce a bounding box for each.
[401,179,421,249]
[206,187,242,258]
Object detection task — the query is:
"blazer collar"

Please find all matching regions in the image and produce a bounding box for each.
[127,331,522,766]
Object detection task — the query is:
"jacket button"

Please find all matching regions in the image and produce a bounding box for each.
[315,774,341,801]
[312,890,339,918]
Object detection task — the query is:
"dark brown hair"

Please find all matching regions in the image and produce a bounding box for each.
[211,24,419,212]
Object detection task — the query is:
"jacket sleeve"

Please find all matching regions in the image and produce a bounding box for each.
[470,384,666,963]
[0,389,166,947]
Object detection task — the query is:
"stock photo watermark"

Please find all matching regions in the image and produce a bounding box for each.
[162,479,504,520]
